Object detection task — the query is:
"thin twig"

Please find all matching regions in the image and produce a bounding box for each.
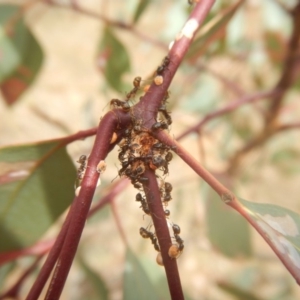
[43,0,166,49]
[176,89,277,140]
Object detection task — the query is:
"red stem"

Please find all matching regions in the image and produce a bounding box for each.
[44,111,125,299]
[143,170,184,300]
[25,203,73,300]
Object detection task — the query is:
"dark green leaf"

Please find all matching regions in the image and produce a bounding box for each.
[123,248,159,300]
[98,26,130,92]
[132,0,151,24]
[237,197,300,283]
[0,141,76,253]
[205,188,252,257]
[0,5,44,105]
[78,256,108,300]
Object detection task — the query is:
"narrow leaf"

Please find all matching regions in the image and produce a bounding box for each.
[235,197,300,284]
[187,0,244,60]
[98,26,130,92]
[0,140,76,253]
[0,5,44,105]
[205,188,252,257]
[123,248,159,300]
[132,0,151,24]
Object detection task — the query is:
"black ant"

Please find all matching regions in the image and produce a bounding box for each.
[140,227,160,252]
[164,209,170,217]
[126,76,141,100]
[156,56,170,75]
[165,152,173,163]
[175,234,184,252]
[136,193,150,215]
[151,121,168,131]
[76,155,87,180]
[172,224,180,235]
[164,182,173,193]
[172,224,184,253]
[158,104,172,125]
[110,98,131,112]
[163,192,172,202]
[133,182,142,189]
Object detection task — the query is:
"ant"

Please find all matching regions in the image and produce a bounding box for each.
[118,146,129,161]
[164,209,170,217]
[156,56,170,75]
[135,193,150,215]
[165,152,173,163]
[164,182,173,193]
[175,234,184,252]
[140,227,160,252]
[158,104,172,125]
[162,182,172,202]
[110,98,131,112]
[126,76,141,100]
[163,192,172,202]
[172,224,184,252]
[151,121,168,131]
[76,155,87,180]
[172,224,180,235]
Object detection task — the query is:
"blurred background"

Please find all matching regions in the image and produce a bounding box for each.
[1,0,300,299]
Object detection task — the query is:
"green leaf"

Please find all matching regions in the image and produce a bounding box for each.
[0,140,76,253]
[0,5,44,105]
[123,248,159,300]
[186,0,244,60]
[78,256,108,300]
[98,26,130,92]
[237,197,300,283]
[132,0,151,24]
[205,188,252,257]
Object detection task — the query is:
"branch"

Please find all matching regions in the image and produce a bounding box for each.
[43,111,130,299]
[26,203,73,300]
[142,170,184,300]
[134,0,216,127]
[227,2,300,175]
[266,2,300,124]
[176,89,277,140]
[197,63,245,97]
[43,0,166,49]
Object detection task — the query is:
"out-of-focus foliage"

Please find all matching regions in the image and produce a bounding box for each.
[0,5,43,105]
[0,141,75,252]
[0,0,300,299]
[97,26,131,92]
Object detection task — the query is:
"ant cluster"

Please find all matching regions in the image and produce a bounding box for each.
[110,56,184,262]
